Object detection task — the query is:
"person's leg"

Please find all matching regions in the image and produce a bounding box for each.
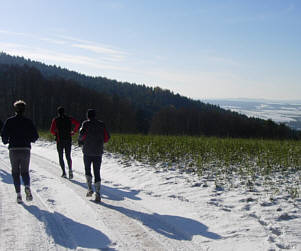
[19,150,30,186]
[19,150,32,201]
[92,155,102,184]
[92,155,102,202]
[84,155,93,196]
[84,155,93,177]
[65,140,72,170]
[64,140,73,179]
[9,150,21,194]
[57,142,66,176]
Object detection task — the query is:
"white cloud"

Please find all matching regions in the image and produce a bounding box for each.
[0,42,26,50]
[0,44,130,73]
[0,30,133,76]
[40,38,67,45]
[0,30,129,63]
[52,34,129,62]
[0,29,28,36]
[71,43,126,61]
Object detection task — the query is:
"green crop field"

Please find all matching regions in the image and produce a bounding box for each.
[39,131,301,198]
[106,134,301,173]
[106,134,301,198]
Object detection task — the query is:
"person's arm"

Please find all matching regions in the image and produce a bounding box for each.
[71,118,80,135]
[50,118,57,136]
[1,120,9,144]
[30,120,39,143]
[103,125,110,143]
[78,122,87,146]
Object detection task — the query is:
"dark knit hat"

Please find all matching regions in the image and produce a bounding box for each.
[57,106,65,116]
[87,109,96,119]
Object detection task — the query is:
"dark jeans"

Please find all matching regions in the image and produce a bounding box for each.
[9,149,31,193]
[84,155,102,183]
[57,139,72,173]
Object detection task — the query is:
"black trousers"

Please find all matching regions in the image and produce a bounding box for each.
[56,139,72,173]
[9,149,30,193]
[84,155,102,183]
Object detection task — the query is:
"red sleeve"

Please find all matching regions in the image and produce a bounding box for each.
[71,118,80,133]
[78,123,87,143]
[104,127,110,143]
[50,119,57,136]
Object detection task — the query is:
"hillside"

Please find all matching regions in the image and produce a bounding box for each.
[0,52,298,139]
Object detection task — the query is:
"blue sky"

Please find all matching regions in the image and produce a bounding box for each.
[0,0,300,100]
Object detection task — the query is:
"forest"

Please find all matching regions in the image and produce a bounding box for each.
[0,52,299,139]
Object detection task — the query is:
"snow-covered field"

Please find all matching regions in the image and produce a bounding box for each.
[204,99,301,130]
[1,140,301,251]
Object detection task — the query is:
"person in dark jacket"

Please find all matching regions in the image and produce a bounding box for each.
[1,100,39,203]
[78,109,110,202]
[50,106,80,179]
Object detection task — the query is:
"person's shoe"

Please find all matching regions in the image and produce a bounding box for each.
[17,193,22,203]
[25,187,33,201]
[69,169,73,180]
[86,175,93,193]
[86,190,93,197]
[61,173,67,178]
[94,193,101,203]
[94,181,101,202]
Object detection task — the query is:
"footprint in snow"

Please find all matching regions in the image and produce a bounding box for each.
[260,201,275,207]
[277,213,298,221]
[47,199,56,205]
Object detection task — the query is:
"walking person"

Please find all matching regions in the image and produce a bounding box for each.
[50,106,80,179]
[78,109,110,202]
[1,100,39,203]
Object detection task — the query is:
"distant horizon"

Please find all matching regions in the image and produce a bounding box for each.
[203,97,301,131]
[202,97,301,103]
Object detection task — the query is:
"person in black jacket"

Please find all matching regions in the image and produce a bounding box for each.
[1,100,39,203]
[50,106,80,179]
[78,109,110,202]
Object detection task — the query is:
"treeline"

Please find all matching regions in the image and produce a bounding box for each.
[150,105,297,139]
[0,64,136,132]
[0,52,299,139]
[0,52,199,133]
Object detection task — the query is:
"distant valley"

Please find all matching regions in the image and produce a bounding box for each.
[204,99,301,131]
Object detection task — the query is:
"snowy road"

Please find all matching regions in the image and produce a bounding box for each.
[1,141,301,250]
[0,146,204,250]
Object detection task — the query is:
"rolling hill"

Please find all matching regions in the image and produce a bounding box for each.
[0,52,298,139]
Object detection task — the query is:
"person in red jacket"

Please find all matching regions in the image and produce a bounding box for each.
[50,106,80,179]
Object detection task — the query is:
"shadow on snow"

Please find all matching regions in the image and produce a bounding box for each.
[101,202,221,241]
[1,162,221,243]
[0,169,13,184]
[70,178,141,201]
[22,204,115,250]
[70,175,222,241]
